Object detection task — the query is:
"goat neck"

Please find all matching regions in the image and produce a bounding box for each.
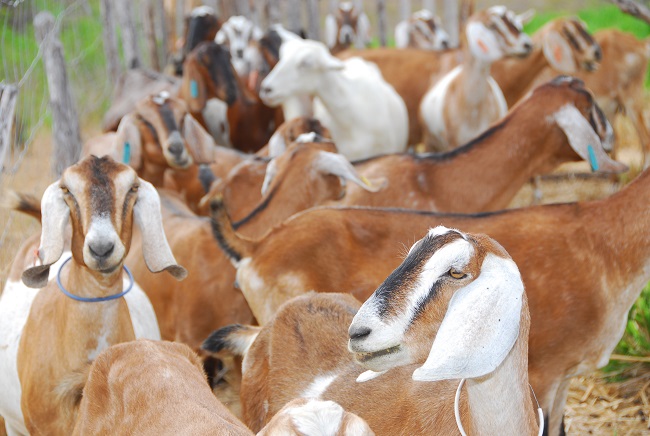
[460,51,494,108]
[462,302,539,434]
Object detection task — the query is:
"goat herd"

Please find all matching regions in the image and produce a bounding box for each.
[1,2,650,435]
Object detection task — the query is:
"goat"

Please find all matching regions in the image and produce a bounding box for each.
[181,41,278,153]
[73,339,372,435]
[0,156,186,435]
[211,152,650,435]
[260,38,408,160]
[492,17,602,107]
[419,6,533,151]
[394,9,450,50]
[205,229,540,434]
[266,78,627,223]
[325,2,371,54]
[169,5,222,76]
[216,16,264,80]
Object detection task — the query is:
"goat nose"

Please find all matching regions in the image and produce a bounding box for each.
[349,326,372,341]
[441,40,449,50]
[594,47,602,61]
[236,48,244,58]
[88,241,115,259]
[168,141,184,157]
[523,41,533,53]
[261,86,272,96]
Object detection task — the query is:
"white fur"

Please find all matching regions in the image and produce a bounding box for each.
[289,400,345,436]
[215,16,263,77]
[261,39,407,160]
[0,252,159,435]
[419,66,462,142]
[301,373,338,399]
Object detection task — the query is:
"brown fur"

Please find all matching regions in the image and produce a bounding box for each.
[223,164,650,435]
[73,340,252,435]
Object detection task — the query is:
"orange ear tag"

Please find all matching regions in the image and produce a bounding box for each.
[554,46,562,63]
[477,39,489,54]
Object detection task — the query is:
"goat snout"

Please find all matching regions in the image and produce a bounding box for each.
[594,46,602,62]
[349,325,371,341]
[522,41,533,53]
[168,140,184,157]
[236,48,244,59]
[88,240,115,259]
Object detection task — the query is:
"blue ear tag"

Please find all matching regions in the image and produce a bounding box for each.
[190,80,199,98]
[587,144,599,172]
[123,142,131,165]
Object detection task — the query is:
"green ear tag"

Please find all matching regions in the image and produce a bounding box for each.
[190,80,199,98]
[123,142,131,165]
[587,144,599,172]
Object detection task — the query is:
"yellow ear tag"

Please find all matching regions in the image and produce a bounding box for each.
[361,176,373,187]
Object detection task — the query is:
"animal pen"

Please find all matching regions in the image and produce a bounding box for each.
[1,0,650,434]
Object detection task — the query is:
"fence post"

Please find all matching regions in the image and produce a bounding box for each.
[114,0,142,68]
[377,0,388,46]
[34,12,82,177]
[265,0,281,26]
[287,0,302,34]
[249,0,261,26]
[142,0,160,71]
[0,84,18,173]
[443,0,459,48]
[328,0,337,14]
[307,0,320,40]
[400,0,411,20]
[156,0,169,67]
[422,0,435,12]
[100,0,121,85]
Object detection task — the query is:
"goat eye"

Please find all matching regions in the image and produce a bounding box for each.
[449,269,466,279]
[61,186,69,194]
[130,185,139,193]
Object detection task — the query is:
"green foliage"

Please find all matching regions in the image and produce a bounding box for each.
[603,284,650,378]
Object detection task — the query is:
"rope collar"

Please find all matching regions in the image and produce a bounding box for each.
[56,256,134,303]
[454,378,544,436]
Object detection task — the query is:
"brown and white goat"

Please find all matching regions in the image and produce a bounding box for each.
[205,229,540,434]
[419,6,533,151]
[180,41,278,153]
[325,2,371,54]
[0,156,185,435]
[74,339,372,435]
[492,17,602,107]
[394,9,450,50]
[332,77,626,214]
[211,154,650,435]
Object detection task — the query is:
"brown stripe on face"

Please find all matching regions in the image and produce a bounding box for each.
[573,20,596,48]
[373,231,465,320]
[74,156,124,220]
[562,26,583,52]
[157,101,180,133]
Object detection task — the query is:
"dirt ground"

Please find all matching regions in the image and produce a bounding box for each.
[1,115,649,434]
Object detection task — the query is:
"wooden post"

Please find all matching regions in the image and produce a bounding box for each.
[400,0,411,20]
[307,0,320,40]
[265,0,281,26]
[114,0,142,68]
[176,0,185,46]
[377,0,388,47]
[422,0,435,12]
[328,0,337,14]
[100,0,121,85]
[34,12,82,177]
[611,0,650,24]
[237,0,251,17]
[156,0,169,67]
[287,0,302,34]
[0,84,18,173]
[443,0,459,48]
[142,0,160,71]
[249,0,261,26]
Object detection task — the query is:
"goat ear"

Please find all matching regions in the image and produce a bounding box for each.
[320,54,345,71]
[394,21,409,48]
[182,114,217,163]
[267,129,287,159]
[325,14,337,49]
[356,13,371,47]
[22,182,70,288]
[134,180,188,280]
[543,30,577,73]
[183,59,207,113]
[314,151,383,192]
[555,105,628,173]
[114,113,143,169]
[412,254,524,382]
[466,21,502,62]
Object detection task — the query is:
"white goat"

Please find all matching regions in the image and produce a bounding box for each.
[204,228,542,434]
[260,38,408,160]
[419,6,533,151]
[0,156,186,435]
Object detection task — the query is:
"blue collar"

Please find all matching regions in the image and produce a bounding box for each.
[56,256,134,303]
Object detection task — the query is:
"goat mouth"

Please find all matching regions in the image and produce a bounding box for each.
[354,345,401,362]
[582,61,599,72]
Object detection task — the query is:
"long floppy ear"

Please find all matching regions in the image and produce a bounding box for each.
[261,158,278,196]
[313,151,383,192]
[543,30,577,73]
[356,12,371,47]
[134,180,188,280]
[182,58,207,113]
[412,254,524,382]
[466,21,502,62]
[113,113,143,169]
[182,114,217,163]
[22,181,70,288]
[325,14,338,49]
[554,105,628,173]
[394,21,409,48]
